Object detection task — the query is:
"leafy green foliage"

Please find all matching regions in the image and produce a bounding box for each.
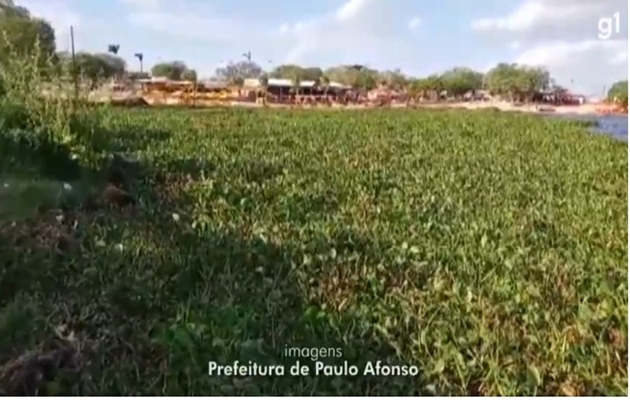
[0,4,56,68]
[214,60,263,85]
[150,61,198,82]
[484,63,551,101]
[181,68,197,82]
[323,65,381,90]
[0,107,626,396]
[270,64,324,81]
[607,80,628,110]
[438,67,484,97]
[55,52,126,87]
[0,3,626,396]
[151,61,189,81]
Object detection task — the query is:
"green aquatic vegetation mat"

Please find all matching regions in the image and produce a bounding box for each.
[0,108,626,395]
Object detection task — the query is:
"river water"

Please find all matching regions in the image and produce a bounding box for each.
[545,114,628,142]
[588,115,628,142]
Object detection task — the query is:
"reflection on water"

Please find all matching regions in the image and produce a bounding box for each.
[547,114,628,142]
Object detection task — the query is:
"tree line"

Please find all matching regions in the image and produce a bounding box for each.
[607,80,628,109]
[1,1,627,104]
[0,2,198,87]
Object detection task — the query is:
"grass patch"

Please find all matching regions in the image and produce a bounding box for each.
[0,107,627,395]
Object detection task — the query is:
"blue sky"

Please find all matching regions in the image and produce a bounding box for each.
[15,0,629,97]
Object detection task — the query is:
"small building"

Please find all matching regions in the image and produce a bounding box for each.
[244,78,349,92]
[243,78,351,102]
[533,89,585,105]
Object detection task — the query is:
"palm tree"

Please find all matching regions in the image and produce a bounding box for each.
[134,52,143,73]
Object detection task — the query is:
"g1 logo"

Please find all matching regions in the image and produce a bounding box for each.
[598,12,621,40]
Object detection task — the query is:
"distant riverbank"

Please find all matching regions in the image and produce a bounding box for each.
[425,101,626,116]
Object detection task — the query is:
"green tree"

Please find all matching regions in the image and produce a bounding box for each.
[407,78,434,101]
[440,67,484,98]
[127,71,149,80]
[0,4,56,67]
[302,67,323,81]
[322,66,347,85]
[270,64,298,79]
[426,74,444,96]
[53,50,72,76]
[181,68,197,82]
[379,69,408,91]
[58,52,124,88]
[357,69,377,91]
[607,80,628,110]
[151,61,188,80]
[484,63,550,102]
[214,60,262,84]
[408,75,444,101]
[485,63,518,99]
[322,65,378,90]
[95,53,126,77]
[607,80,628,101]
[73,52,108,87]
[270,64,323,82]
[0,0,16,8]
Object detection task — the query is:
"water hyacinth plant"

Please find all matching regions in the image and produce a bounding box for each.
[0,10,627,393]
[1,93,627,396]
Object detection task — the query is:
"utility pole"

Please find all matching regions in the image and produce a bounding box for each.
[242,51,252,62]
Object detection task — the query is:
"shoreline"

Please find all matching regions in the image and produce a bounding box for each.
[420,101,628,117]
[97,94,628,117]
